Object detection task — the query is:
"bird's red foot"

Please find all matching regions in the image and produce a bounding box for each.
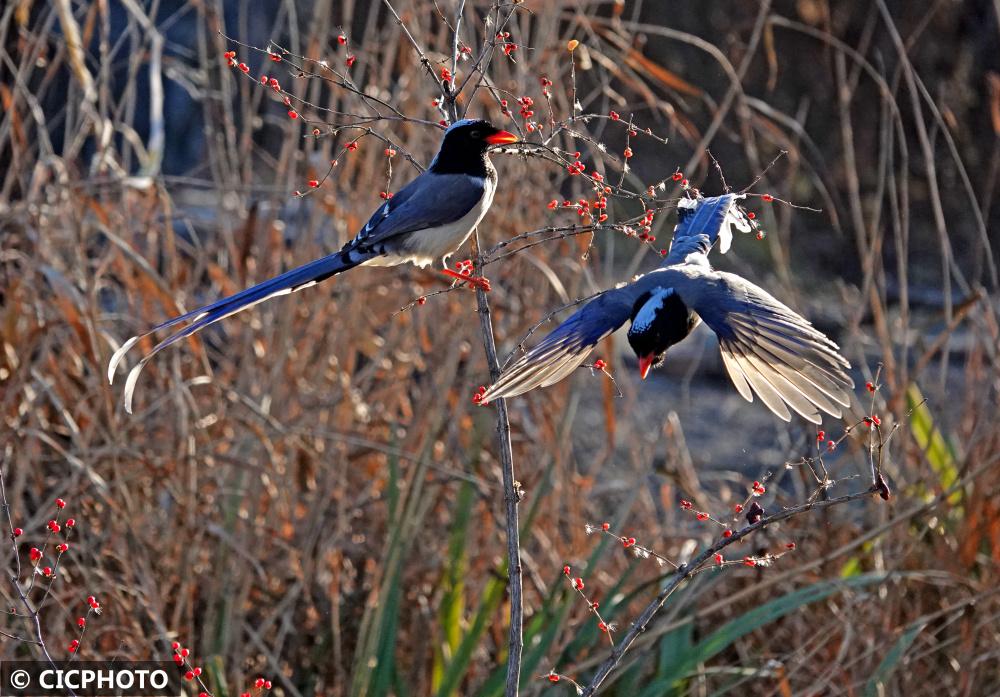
[440,268,492,292]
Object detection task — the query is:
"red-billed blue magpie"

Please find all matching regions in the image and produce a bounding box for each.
[480,194,854,423]
[109,119,517,412]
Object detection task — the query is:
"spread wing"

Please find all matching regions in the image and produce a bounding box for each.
[479,286,640,401]
[664,194,754,265]
[347,171,486,251]
[667,268,853,423]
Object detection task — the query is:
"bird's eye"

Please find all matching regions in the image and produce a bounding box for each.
[470,130,481,138]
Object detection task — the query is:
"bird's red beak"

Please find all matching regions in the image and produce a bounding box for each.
[638,354,655,380]
[485,130,518,145]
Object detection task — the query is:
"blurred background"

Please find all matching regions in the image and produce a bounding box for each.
[1,0,998,695]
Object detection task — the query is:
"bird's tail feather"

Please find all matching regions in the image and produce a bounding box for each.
[109,249,360,413]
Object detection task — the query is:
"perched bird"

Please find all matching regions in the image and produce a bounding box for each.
[109,119,517,412]
[480,194,854,423]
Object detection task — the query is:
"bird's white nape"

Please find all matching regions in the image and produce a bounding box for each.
[629,288,674,335]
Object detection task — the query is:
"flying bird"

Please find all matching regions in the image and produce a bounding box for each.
[109,119,518,412]
[480,194,854,423]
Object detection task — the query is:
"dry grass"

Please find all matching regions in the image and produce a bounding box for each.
[1,1,999,695]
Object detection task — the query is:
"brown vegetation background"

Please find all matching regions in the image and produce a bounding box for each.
[1,0,999,695]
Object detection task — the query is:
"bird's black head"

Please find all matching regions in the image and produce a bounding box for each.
[429,119,518,176]
[626,287,699,379]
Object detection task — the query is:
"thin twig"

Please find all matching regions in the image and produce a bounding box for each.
[580,485,881,696]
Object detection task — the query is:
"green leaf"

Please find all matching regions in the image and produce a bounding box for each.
[432,481,475,696]
[906,384,960,505]
[661,573,890,683]
[864,621,926,697]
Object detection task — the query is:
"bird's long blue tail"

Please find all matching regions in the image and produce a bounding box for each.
[108,249,359,413]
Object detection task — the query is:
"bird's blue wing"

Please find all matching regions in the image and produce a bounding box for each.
[663,267,854,423]
[663,194,753,265]
[347,171,487,251]
[480,286,640,401]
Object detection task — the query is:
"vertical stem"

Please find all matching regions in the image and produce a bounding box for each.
[443,7,522,692]
[471,241,523,696]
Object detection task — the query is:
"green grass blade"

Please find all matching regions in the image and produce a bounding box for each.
[906,384,960,505]
[432,481,475,696]
[863,621,926,697]
[662,573,890,683]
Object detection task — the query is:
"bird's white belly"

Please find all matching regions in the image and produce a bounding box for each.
[364,177,496,269]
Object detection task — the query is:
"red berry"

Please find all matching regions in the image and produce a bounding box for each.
[672,172,682,181]
[12,528,22,537]
[42,566,53,577]
[816,430,825,441]
[174,655,184,665]
[786,542,796,550]
[57,543,68,553]
[547,199,558,209]
[609,110,620,121]
[573,577,584,590]
[625,537,636,547]
[264,681,271,690]
[747,211,755,220]
[866,381,876,392]
[826,440,836,452]
[337,34,347,45]
[593,359,607,370]
[308,180,319,188]
[287,110,298,119]
[722,529,733,538]
[185,672,195,681]
[714,553,723,565]
[78,617,86,628]
[598,621,608,632]
[562,565,571,576]
[680,499,692,510]
[30,547,42,562]
[416,296,426,305]
[696,512,708,521]
[312,128,321,136]
[743,556,757,567]
[623,147,633,159]
[346,55,356,68]
[762,193,774,202]
[255,679,265,688]
[734,504,743,513]
[193,668,202,677]
[601,522,610,531]
[180,648,189,658]
[56,498,66,509]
